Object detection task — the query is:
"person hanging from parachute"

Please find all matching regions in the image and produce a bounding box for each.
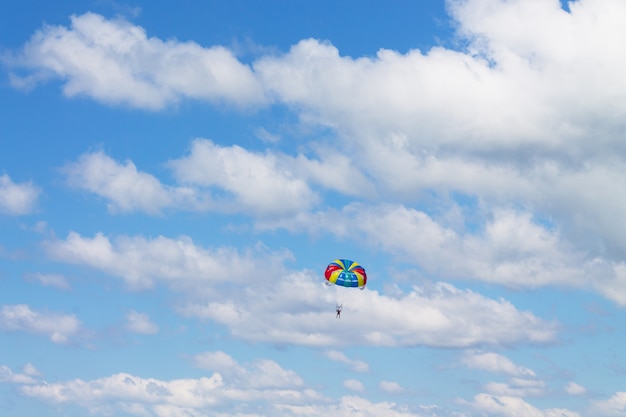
[325,259,367,317]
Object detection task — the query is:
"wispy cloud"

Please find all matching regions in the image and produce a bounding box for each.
[325,350,369,373]
[24,272,71,290]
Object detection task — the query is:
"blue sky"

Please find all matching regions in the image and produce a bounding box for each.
[2,0,626,416]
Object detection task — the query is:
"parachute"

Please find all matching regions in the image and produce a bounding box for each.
[324,259,367,290]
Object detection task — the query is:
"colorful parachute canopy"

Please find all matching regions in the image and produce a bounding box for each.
[324,259,367,289]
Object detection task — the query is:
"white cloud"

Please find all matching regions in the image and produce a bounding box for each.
[0,364,39,384]
[11,2,626,295]
[8,3,626,265]
[260,203,626,306]
[22,363,40,377]
[9,12,265,110]
[193,351,304,390]
[167,139,320,216]
[9,368,436,417]
[248,0,626,280]
[181,273,557,348]
[65,144,354,218]
[462,352,545,399]
[379,380,405,394]
[253,0,626,159]
[590,392,626,417]
[463,393,580,417]
[21,372,225,409]
[0,174,39,215]
[484,378,546,398]
[325,350,369,373]
[343,379,364,392]
[192,350,242,374]
[254,37,546,148]
[0,304,81,344]
[291,149,376,198]
[448,0,626,112]
[62,150,202,215]
[44,231,290,291]
[280,396,435,417]
[11,356,321,417]
[260,204,577,289]
[43,229,555,348]
[7,2,626,415]
[565,382,586,396]
[126,310,159,335]
[462,351,535,377]
[250,360,306,390]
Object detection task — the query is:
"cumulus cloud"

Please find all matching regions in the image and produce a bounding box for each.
[7,3,626,261]
[7,1,626,415]
[0,304,81,344]
[8,12,266,109]
[181,274,557,348]
[192,350,304,389]
[590,392,626,417]
[263,205,580,289]
[0,364,40,385]
[8,355,321,417]
[253,0,626,157]
[343,379,365,392]
[0,174,39,215]
[64,144,361,217]
[192,350,244,376]
[43,230,290,291]
[463,393,580,417]
[565,382,586,396]
[125,310,159,335]
[281,396,436,417]
[461,351,546,399]
[57,147,626,307]
[42,229,555,348]
[168,139,320,216]
[8,367,439,417]
[9,3,626,302]
[379,380,405,394]
[21,372,226,410]
[250,0,626,270]
[62,150,203,215]
[484,378,546,398]
[260,203,626,306]
[461,351,535,377]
